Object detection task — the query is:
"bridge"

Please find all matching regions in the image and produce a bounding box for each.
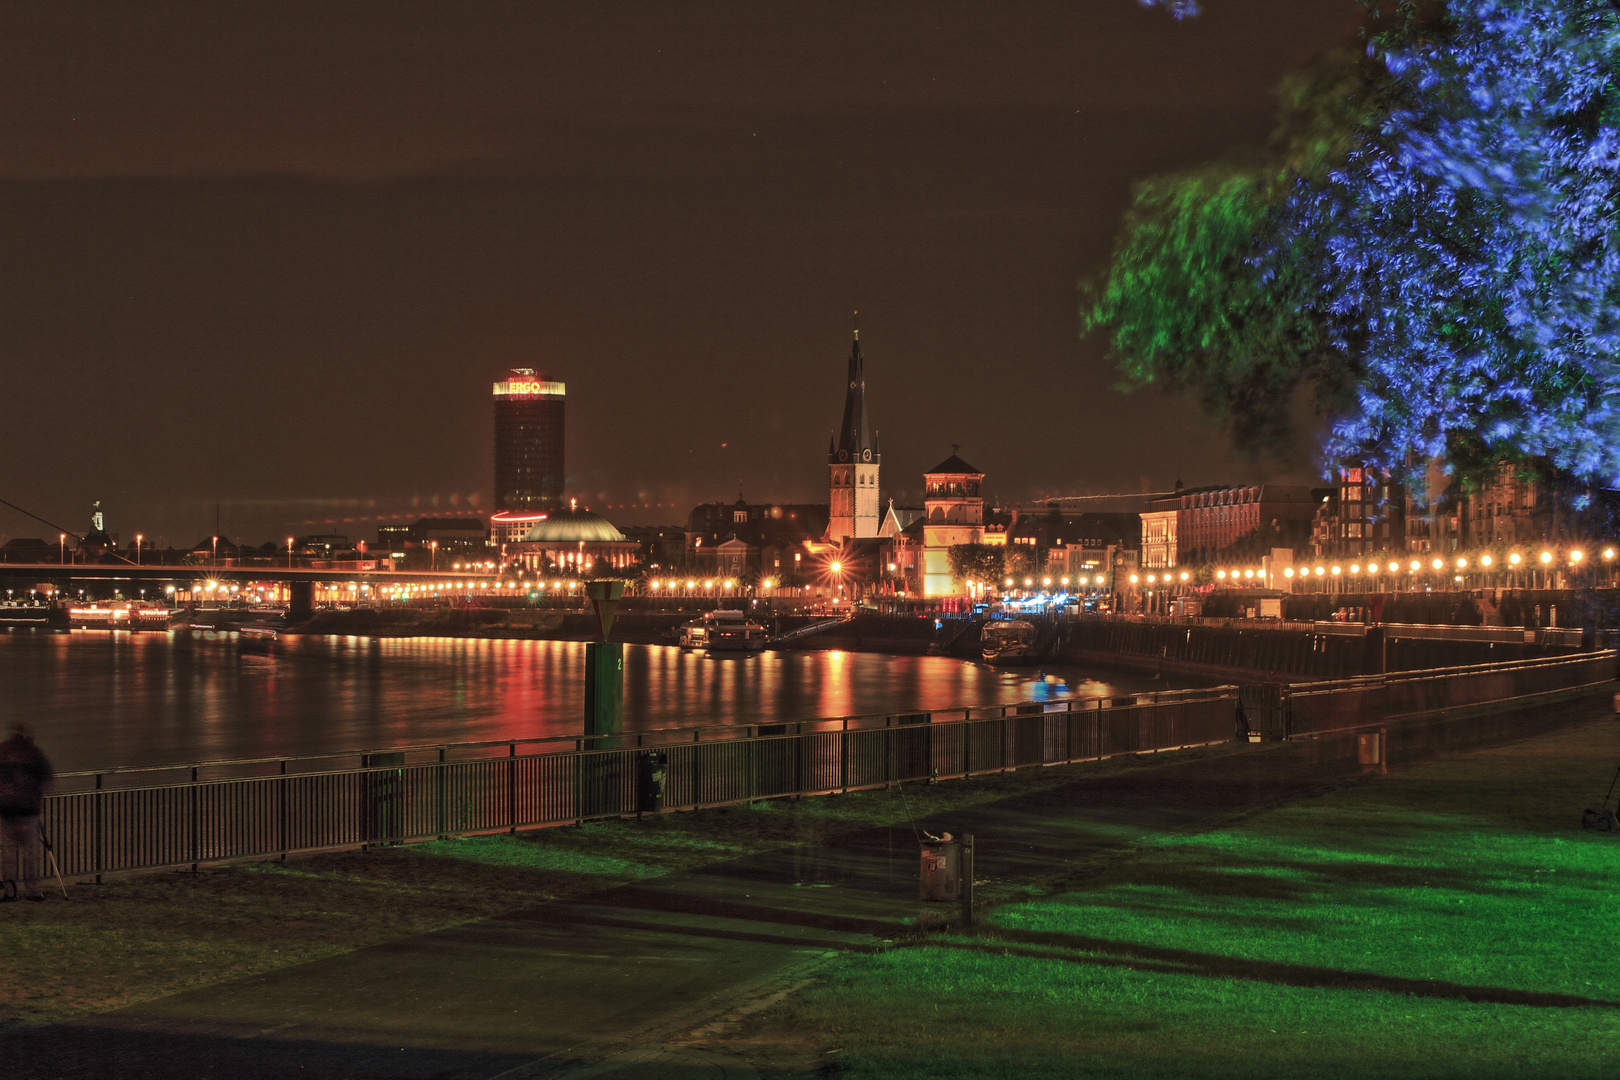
[0,561,541,618]
[0,561,486,587]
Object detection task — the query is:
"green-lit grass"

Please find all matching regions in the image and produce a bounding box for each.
[787,722,1620,1079]
[0,748,1185,1034]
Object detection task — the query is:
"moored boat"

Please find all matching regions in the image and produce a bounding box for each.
[705,617,770,652]
[678,609,753,649]
[981,619,1038,665]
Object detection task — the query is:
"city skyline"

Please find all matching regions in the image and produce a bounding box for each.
[0,1,1361,545]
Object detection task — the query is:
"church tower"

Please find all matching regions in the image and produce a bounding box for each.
[827,328,881,543]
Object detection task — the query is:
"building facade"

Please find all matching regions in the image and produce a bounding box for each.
[1140,509,1177,570]
[508,504,640,575]
[826,332,880,543]
[493,368,566,516]
[1155,483,1318,564]
[921,454,985,597]
[684,498,829,582]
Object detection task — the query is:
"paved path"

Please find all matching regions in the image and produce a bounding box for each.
[4,689,1608,1079]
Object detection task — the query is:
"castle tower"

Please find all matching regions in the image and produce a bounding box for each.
[827,330,881,543]
[921,452,985,597]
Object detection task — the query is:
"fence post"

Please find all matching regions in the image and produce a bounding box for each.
[840,719,850,793]
[279,760,288,860]
[438,747,448,837]
[190,766,200,874]
[508,743,517,833]
[94,772,103,884]
[1097,698,1104,761]
[693,728,703,807]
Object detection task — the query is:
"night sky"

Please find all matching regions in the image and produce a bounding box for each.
[0,1,1360,549]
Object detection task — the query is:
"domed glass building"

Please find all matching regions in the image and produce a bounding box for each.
[509,502,641,574]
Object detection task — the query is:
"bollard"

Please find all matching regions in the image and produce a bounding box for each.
[961,834,975,925]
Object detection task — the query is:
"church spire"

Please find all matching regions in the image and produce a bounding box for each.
[829,328,877,465]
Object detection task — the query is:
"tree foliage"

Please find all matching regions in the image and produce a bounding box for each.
[947,543,1003,585]
[1097,1,1620,491]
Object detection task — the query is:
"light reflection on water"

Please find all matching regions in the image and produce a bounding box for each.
[0,630,1202,771]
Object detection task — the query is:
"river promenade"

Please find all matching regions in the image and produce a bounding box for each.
[2,671,1614,1078]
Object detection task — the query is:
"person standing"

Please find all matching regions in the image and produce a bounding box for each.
[0,724,55,902]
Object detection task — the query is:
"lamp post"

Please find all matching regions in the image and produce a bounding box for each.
[135,534,143,566]
[59,534,65,565]
[212,535,219,568]
[287,536,294,569]
[430,540,438,572]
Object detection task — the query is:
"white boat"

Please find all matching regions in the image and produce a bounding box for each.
[705,617,770,652]
[678,609,756,649]
[238,623,279,653]
[981,619,1038,665]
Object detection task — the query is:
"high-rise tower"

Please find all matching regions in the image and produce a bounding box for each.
[493,368,566,515]
[826,331,880,543]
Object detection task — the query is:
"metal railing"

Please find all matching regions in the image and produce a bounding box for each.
[38,687,1241,882]
[1071,611,1608,648]
[1287,650,1615,736]
[30,650,1617,882]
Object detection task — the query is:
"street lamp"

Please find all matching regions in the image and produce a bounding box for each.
[59,534,65,564]
[135,534,143,566]
[287,537,294,569]
[431,540,438,571]
[212,535,219,567]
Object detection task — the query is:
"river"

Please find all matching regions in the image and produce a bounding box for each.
[0,629,1201,773]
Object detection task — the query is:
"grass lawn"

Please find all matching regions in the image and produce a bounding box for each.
[0,743,1151,1034]
[786,720,1620,1079]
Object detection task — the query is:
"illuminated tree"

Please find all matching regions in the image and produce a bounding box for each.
[947,543,1004,586]
[1095,1,1620,492]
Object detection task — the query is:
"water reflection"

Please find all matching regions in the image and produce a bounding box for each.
[0,630,1201,772]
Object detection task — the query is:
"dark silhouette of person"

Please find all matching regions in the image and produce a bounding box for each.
[0,723,55,901]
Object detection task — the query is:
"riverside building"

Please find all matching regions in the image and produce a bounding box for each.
[492,368,565,542]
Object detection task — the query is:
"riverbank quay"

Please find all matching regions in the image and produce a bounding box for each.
[280,606,941,653]
[2,684,1616,1078]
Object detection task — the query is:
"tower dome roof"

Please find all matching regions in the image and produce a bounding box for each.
[521,505,625,543]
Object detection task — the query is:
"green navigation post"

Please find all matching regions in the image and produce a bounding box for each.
[583,580,625,740]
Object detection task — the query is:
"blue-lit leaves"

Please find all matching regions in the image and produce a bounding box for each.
[1303,1,1620,484]
[1097,0,1620,488]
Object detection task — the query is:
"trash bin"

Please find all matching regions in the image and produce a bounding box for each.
[364,751,405,844]
[637,750,667,814]
[919,834,962,901]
